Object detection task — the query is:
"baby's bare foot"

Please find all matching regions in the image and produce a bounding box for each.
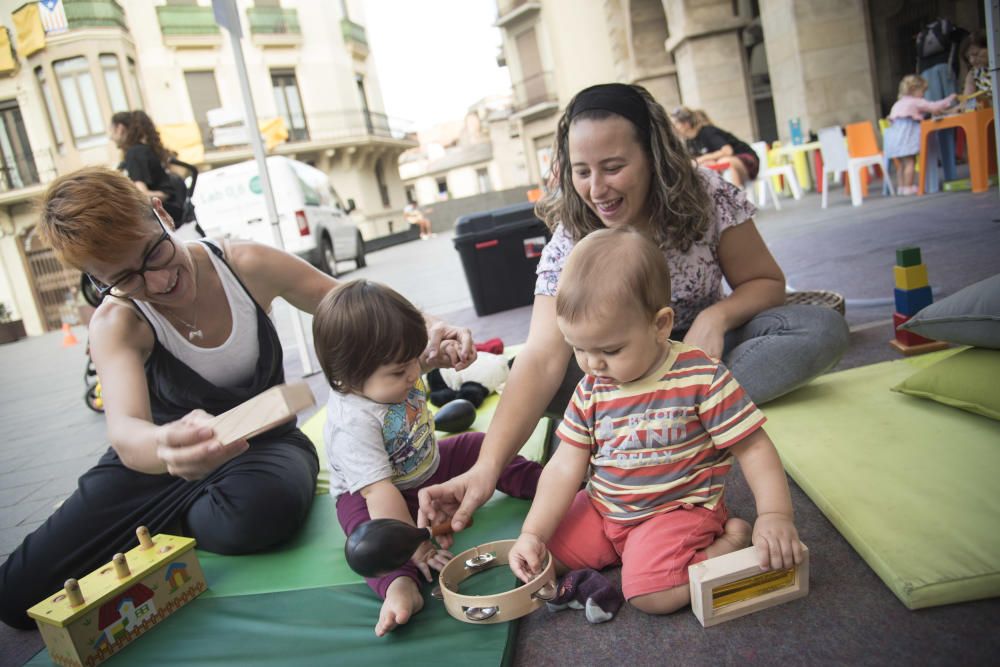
[375,577,424,637]
[705,518,752,559]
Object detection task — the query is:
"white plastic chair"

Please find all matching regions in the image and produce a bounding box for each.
[750,141,802,210]
[817,126,894,208]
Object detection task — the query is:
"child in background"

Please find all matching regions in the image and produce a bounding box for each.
[508,228,803,621]
[884,74,957,195]
[313,280,541,636]
[961,31,992,105]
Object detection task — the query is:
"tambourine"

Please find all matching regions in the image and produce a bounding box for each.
[434,539,556,624]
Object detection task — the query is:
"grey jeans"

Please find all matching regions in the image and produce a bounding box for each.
[545,304,849,416]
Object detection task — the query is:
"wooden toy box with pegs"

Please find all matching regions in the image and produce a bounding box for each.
[27,527,207,667]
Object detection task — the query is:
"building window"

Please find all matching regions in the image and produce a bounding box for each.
[356,74,373,133]
[184,70,222,149]
[271,69,309,141]
[0,101,40,191]
[100,54,128,113]
[374,158,390,208]
[53,57,105,148]
[477,167,492,193]
[405,185,415,204]
[127,57,144,109]
[35,66,64,150]
[436,177,448,199]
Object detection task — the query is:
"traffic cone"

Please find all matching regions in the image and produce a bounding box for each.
[61,323,79,347]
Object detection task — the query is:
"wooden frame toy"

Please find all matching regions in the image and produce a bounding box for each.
[27,527,207,667]
[208,381,315,446]
[436,539,556,624]
[689,543,809,627]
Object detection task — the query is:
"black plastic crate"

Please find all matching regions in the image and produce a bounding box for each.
[453,202,551,316]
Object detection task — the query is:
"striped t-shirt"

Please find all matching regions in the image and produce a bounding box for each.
[556,342,766,523]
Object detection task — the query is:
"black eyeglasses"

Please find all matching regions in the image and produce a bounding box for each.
[86,213,176,298]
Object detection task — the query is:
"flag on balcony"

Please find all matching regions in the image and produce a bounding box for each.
[39,0,68,35]
[158,123,205,166]
[260,116,288,151]
[0,28,16,75]
[12,3,45,57]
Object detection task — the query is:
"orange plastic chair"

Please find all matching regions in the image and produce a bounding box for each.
[845,121,890,198]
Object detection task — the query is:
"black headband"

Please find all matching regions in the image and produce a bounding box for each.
[568,83,650,138]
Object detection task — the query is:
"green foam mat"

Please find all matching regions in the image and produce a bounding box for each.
[199,492,532,599]
[762,350,1000,609]
[28,583,519,667]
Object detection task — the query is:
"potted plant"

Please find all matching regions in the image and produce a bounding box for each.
[0,302,27,344]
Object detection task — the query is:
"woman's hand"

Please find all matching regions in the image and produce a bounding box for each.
[752,512,804,571]
[418,462,499,533]
[155,409,249,480]
[411,542,454,582]
[682,308,727,360]
[423,320,476,371]
[508,532,548,583]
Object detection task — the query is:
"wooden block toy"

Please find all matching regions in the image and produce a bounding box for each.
[207,381,316,446]
[28,527,207,667]
[893,264,928,291]
[889,337,949,356]
[689,544,809,627]
[893,286,932,316]
[895,246,922,267]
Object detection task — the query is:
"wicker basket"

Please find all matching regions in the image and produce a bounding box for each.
[785,289,846,315]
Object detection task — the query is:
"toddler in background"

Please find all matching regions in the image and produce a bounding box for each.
[313,279,541,637]
[883,74,957,195]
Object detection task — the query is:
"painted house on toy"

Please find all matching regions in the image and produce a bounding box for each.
[27,531,206,667]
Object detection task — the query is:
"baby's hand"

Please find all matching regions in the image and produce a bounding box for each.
[752,513,804,571]
[411,542,454,582]
[508,532,547,583]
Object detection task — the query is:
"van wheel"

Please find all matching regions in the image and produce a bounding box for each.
[355,232,366,269]
[320,236,340,277]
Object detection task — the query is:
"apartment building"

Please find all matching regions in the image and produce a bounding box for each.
[398,94,530,206]
[496,0,986,186]
[0,0,414,337]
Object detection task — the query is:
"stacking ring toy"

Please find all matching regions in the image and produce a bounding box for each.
[436,539,556,624]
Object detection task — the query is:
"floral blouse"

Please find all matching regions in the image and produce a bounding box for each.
[534,169,757,331]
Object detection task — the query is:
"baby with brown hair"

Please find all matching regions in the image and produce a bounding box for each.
[313,279,542,636]
[508,228,803,619]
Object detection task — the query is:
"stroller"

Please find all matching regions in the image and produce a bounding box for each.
[82,158,201,412]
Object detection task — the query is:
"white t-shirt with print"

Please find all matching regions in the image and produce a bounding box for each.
[323,380,440,498]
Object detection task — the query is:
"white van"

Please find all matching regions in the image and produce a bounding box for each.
[192,156,364,276]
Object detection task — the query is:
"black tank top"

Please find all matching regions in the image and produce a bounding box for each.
[133,242,290,434]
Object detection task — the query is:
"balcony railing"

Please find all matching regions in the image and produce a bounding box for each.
[496,0,541,26]
[308,110,412,142]
[203,111,413,155]
[63,0,127,30]
[512,71,557,111]
[0,149,56,194]
[247,7,301,35]
[156,5,220,36]
[340,19,368,47]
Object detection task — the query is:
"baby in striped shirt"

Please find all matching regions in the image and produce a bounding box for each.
[508,227,804,621]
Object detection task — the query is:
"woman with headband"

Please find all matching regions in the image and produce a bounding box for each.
[419,82,847,536]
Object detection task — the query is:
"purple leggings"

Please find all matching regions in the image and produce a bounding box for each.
[335,431,541,599]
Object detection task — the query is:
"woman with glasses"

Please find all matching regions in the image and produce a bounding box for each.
[0,166,475,629]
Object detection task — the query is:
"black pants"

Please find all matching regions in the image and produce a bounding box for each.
[0,430,318,629]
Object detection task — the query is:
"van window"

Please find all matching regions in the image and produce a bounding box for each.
[295,171,322,206]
